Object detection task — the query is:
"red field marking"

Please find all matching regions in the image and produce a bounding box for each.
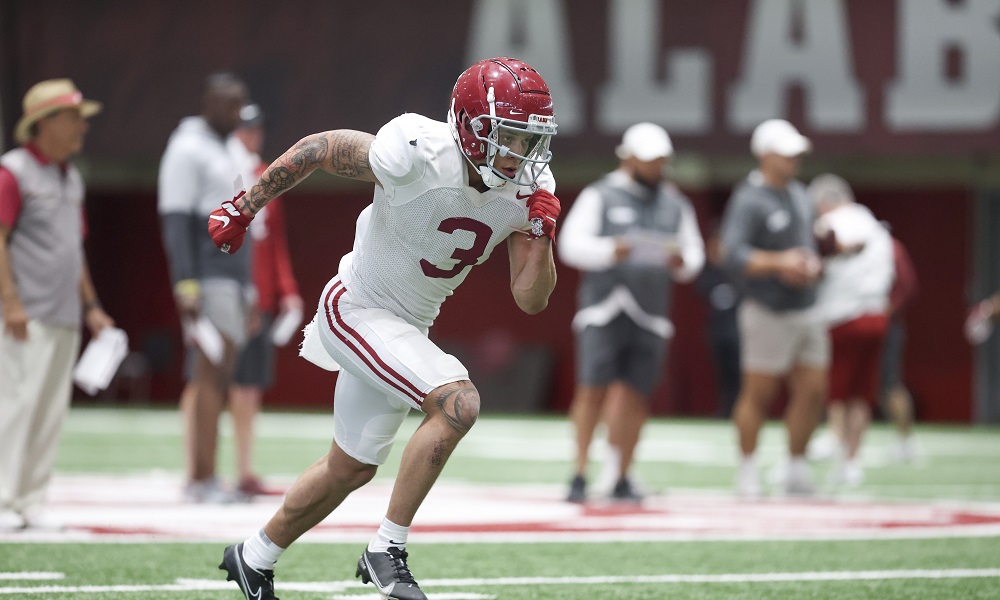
[2,474,999,543]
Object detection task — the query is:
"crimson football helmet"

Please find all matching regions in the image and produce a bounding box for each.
[448,57,557,189]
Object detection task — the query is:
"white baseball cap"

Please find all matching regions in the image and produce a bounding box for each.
[615,122,673,162]
[750,119,811,158]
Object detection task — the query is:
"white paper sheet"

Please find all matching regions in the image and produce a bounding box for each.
[624,228,680,267]
[271,306,304,347]
[183,316,224,365]
[73,327,129,395]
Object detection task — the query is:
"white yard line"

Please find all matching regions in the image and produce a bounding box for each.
[0,573,63,581]
[1,569,998,595]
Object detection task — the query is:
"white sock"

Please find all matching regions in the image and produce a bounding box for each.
[740,453,757,470]
[242,528,285,570]
[368,518,409,553]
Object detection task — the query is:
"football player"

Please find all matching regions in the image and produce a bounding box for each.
[214,57,560,600]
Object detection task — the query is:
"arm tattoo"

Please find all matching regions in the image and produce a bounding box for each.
[245,130,374,213]
[329,130,374,179]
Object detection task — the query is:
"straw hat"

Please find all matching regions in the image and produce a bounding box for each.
[14,79,102,144]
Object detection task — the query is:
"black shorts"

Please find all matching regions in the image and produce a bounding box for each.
[574,314,668,396]
[233,313,276,388]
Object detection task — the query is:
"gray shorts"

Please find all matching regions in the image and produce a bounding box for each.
[738,300,830,374]
[183,278,249,379]
[575,314,667,396]
[234,313,275,388]
[201,278,249,347]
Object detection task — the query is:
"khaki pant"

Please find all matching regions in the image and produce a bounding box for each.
[0,321,80,513]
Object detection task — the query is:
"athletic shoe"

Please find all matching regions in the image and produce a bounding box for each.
[610,477,644,502]
[784,460,817,497]
[219,543,278,599]
[356,546,427,600]
[234,476,283,502]
[566,474,587,503]
[184,477,231,504]
[806,429,839,462]
[0,509,24,532]
[20,509,64,532]
[828,459,864,489]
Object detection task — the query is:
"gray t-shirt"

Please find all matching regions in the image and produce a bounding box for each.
[157,116,251,286]
[720,170,817,311]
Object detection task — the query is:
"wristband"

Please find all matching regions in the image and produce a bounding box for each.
[174,279,200,299]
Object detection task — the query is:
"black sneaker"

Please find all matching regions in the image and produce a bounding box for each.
[610,477,644,502]
[219,543,278,599]
[566,474,587,503]
[356,546,427,600]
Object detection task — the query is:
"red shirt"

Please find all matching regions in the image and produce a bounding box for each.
[251,163,299,313]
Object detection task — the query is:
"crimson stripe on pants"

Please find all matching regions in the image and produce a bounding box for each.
[323,280,424,406]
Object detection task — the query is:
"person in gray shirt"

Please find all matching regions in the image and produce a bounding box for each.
[158,73,252,502]
[559,123,704,503]
[720,119,828,498]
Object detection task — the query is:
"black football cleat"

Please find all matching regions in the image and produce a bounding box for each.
[610,476,644,502]
[356,546,427,600]
[566,474,587,503]
[219,543,278,599]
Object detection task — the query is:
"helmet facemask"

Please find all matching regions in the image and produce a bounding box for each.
[450,86,557,189]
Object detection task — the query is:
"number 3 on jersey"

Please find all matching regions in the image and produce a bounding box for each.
[420,217,493,279]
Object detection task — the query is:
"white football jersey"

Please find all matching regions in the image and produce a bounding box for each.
[337,113,556,330]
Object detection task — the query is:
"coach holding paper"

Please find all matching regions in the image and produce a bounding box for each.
[0,79,115,530]
[158,73,253,503]
[720,119,827,499]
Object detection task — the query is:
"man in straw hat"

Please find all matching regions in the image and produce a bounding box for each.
[0,78,115,530]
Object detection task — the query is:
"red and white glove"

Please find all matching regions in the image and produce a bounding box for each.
[207,191,254,254]
[525,189,560,242]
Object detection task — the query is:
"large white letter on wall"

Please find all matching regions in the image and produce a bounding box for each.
[887,0,1000,131]
[728,0,864,132]
[596,0,712,135]
[466,0,583,134]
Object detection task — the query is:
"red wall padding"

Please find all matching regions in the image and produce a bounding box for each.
[80,184,973,422]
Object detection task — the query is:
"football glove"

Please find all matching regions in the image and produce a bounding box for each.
[208,191,254,254]
[525,189,560,242]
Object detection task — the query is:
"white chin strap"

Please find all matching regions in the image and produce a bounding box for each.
[478,164,507,189]
[477,85,507,189]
